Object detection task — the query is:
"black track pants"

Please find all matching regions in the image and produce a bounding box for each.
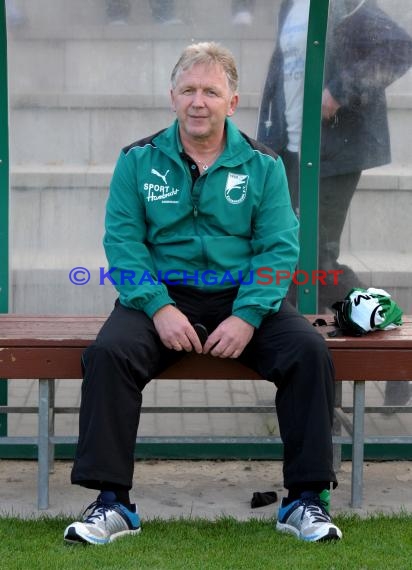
[71,287,337,490]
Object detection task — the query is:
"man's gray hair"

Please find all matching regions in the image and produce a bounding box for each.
[171,42,239,93]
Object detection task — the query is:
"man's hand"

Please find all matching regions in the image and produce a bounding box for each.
[203,316,254,359]
[322,88,341,120]
[153,305,203,353]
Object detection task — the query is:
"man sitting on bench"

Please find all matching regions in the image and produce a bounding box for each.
[63,41,342,545]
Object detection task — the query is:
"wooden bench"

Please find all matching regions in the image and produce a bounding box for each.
[0,314,411,510]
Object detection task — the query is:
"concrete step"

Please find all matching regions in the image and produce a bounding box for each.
[8,94,412,166]
[10,266,118,315]
[7,35,275,97]
[341,165,412,252]
[7,105,262,166]
[10,163,412,250]
[339,251,412,314]
[7,27,412,99]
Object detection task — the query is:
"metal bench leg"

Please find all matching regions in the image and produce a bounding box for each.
[49,380,55,474]
[333,381,343,472]
[351,380,365,508]
[38,379,51,510]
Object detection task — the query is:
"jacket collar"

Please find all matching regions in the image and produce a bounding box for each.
[153,118,254,169]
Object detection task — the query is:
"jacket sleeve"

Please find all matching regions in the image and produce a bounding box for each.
[103,150,175,317]
[232,156,299,328]
[326,8,412,108]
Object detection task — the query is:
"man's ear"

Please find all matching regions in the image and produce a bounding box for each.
[227,93,239,117]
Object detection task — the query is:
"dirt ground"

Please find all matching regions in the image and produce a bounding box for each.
[1,459,412,520]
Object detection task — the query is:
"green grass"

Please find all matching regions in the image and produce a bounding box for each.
[0,514,412,569]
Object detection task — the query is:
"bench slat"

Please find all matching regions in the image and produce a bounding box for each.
[0,345,411,380]
[1,315,411,380]
[0,315,411,346]
[0,315,106,346]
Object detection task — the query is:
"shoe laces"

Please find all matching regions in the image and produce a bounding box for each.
[299,496,331,524]
[83,498,115,525]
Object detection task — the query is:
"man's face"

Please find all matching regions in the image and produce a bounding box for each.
[170,63,238,142]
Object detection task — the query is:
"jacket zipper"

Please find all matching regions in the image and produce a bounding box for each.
[190,176,207,265]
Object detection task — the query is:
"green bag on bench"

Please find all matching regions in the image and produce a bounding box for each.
[332,287,403,336]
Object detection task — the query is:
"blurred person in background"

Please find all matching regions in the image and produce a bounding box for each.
[106,0,179,25]
[257,0,412,404]
[232,0,255,25]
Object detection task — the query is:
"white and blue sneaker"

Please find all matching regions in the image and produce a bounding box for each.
[64,491,141,545]
[276,491,342,542]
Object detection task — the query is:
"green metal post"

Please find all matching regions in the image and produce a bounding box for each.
[297,0,330,313]
[0,0,9,436]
